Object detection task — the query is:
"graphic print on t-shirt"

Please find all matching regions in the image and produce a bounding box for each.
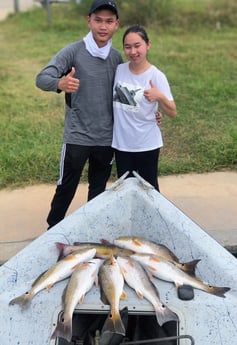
[113,82,144,112]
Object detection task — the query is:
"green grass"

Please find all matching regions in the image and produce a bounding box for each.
[0,3,236,188]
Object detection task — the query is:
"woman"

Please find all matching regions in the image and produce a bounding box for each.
[112,25,176,191]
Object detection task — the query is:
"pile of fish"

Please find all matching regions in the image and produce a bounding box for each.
[9,236,230,343]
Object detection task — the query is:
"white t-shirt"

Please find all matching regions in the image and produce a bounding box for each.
[112,62,174,152]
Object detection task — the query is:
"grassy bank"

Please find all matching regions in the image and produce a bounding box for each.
[0,3,236,188]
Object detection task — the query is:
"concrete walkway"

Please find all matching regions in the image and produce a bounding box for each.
[0,171,236,263]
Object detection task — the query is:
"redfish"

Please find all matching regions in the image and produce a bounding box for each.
[9,248,96,307]
[99,256,126,335]
[56,242,134,261]
[113,236,200,274]
[117,256,178,326]
[132,253,230,298]
[51,258,103,342]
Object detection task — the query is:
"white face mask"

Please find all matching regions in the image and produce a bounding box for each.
[83,31,112,60]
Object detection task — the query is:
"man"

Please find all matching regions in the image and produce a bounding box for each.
[36,0,122,229]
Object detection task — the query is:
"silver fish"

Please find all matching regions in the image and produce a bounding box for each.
[132,253,230,298]
[113,236,200,274]
[99,256,126,335]
[9,248,96,307]
[51,258,103,342]
[117,256,178,326]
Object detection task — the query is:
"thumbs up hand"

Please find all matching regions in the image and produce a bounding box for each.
[144,80,159,103]
[144,80,177,117]
[58,66,80,93]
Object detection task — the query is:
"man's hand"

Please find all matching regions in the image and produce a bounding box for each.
[58,67,80,93]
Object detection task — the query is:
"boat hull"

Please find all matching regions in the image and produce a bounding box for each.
[0,176,236,344]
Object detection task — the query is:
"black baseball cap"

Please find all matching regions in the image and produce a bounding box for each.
[88,0,119,19]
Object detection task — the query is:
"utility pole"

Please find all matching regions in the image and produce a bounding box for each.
[14,0,20,14]
[46,0,52,26]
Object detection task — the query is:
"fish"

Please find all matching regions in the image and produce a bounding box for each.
[56,241,134,261]
[131,253,231,298]
[99,256,126,335]
[51,258,103,342]
[9,248,96,308]
[113,236,200,274]
[117,256,178,326]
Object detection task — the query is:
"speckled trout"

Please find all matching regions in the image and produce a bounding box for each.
[132,253,230,298]
[113,236,200,274]
[51,258,103,342]
[9,248,96,307]
[99,256,126,335]
[117,256,178,326]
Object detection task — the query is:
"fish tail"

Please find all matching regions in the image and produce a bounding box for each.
[55,242,66,261]
[206,285,230,298]
[179,259,201,274]
[9,292,34,307]
[155,304,178,327]
[102,310,125,335]
[51,318,72,342]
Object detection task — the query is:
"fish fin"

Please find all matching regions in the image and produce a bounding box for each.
[120,267,128,275]
[207,285,231,298]
[51,317,72,342]
[46,283,54,291]
[9,291,34,308]
[145,269,155,281]
[101,310,125,335]
[110,255,116,265]
[120,291,127,300]
[94,275,99,287]
[31,270,47,287]
[55,242,67,261]
[91,271,99,284]
[133,238,142,247]
[174,282,182,289]
[100,287,109,305]
[136,291,144,299]
[155,304,178,327]
[71,263,81,270]
[61,286,67,304]
[128,259,135,268]
[79,294,85,304]
[178,259,201,275]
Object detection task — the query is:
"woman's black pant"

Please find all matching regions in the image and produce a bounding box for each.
[114,148,160,191]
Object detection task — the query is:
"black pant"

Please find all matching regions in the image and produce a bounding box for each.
[114,148,160,191]
[47,144,113,228]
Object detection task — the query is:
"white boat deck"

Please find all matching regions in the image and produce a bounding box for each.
[0,176,236,344]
